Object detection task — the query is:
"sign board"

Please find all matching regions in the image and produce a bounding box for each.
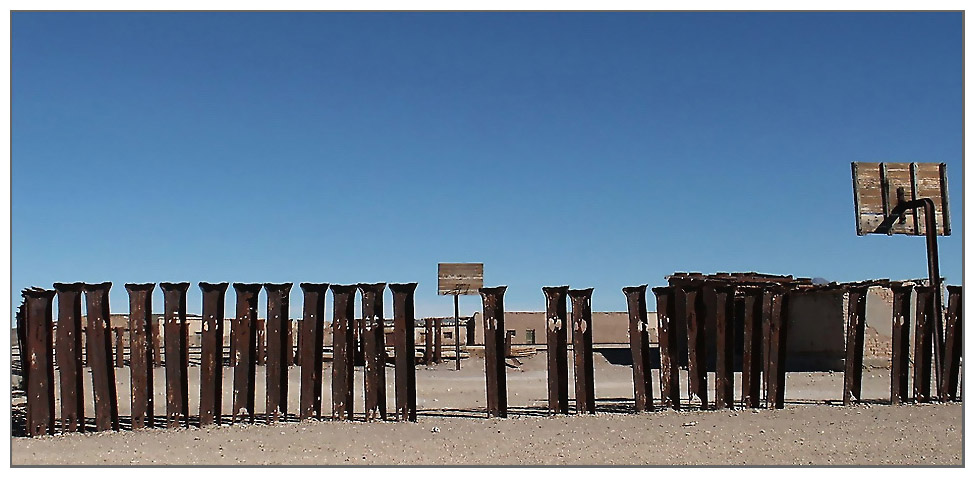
[851,162,951,236]
[438,263,483,295]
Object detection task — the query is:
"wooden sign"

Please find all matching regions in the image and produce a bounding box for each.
[438,263,483,295]
[851,162,951,236]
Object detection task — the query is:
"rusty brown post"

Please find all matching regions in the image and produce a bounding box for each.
[504,330,514,357]
[705,284,735,410]
[125,283,155,430]
[623,285,654,412]
[54,282,86,433]
[424,318,434,364]
[199,282,228,427]
[543,286,570,415]
[913,286,934,403]
[263,282,293,424]
[760,287,774,404]
[83,282,120,431]
[569,288,596,414]
[23,288,57,437]
[941,285,962,402]
[231,283,261,424]
[358,282,388,421]
[160,282,190,428]
[331,284,357,420]
[114,328,125,368]
[679,285,708,410]
[652,286,680,410]
[298,283,329,420]
[741,287,763,409]
[151,317,162,366]
[256,319,266,366]
[890,283,912,405]
[843,286,868,406]
[286,318,295,366]
[766,288,789,409]
[390,283,418,422]
[434,317,444,364]
[480,286,508,418]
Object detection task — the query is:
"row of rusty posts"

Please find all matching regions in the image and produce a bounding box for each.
[541,287,598,415]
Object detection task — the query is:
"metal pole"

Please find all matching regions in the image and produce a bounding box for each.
[569,288,596,414]
[22,288,57,437]
[479,286,508,418]
[543,286,570,415]
[454,294,461,371]
[199,282,228,427]
[298,283,329,420]
[231,283,262,424]
[623,285,654,412]
[160,282,190,428]
[125,283,156,430]
[390,283,418,422]
[54,282,86,433]
[83,282,120,432]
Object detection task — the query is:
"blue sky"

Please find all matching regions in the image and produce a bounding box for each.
[11,11,963,319]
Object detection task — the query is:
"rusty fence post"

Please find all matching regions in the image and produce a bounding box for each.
[256,319,266,366]
[54,282,86,433]
[424,318,434,364]
[125,283,156,430]
[942,285,962,402]
[199,282,228,427]
[480,286,508,418]
[263,283,293,424]
[543,286,570,415]
[23,288,57,437]
[83,282,120,431]
[890,283,913,405]
[114,328,125,368]
[765,288,790,409]
[705,284,735,410]
[151,317,162,366]
[843,286,868,406]
[434,317,444,364]
[286,318,295,367]
[390,283,418,422]
[679,285,708,410]
[760,287,774,404]
[623,285,654,412]
[913,286,934,403]
[298,283,329,420]
[160,282,190,428]
[331,285,357,420]
[569,288,596,414]
[741,287,763,409]
[359,282,388,421]
[231,283,261,424]
[652,286,680,410]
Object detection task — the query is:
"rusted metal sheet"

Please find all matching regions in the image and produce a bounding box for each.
[680,285,708,410]
[652,286,680,410]
[83,282,120,431]
[256,319,266,366]
[941,285,962,402]
[298,283,329,420]
[543,286,570,415]
[199,282,228,427]
[23,288,57,437]
[125,283,155,430]
[54,282,86,433]
[479,286,508,418]
[889,283,913,404]
[160,282,190,428]
[330,285,357,420]
[433,317,443,363]
[569,288,596,414]
[359,282,388,421]
[231,283,262,424]
[705,284,735,410]
[843,286,868,405]
[913,286,934,403]
[623,285,654,412]
[264,282,293,424]
[424,318,434,364]
[390,283,418,422]
[740,287,763,409]
[766,288,789,409]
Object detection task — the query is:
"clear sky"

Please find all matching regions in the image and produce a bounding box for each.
[11,11,964,320]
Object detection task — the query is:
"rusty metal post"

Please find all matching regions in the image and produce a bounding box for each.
[913,286,934,403]
[424,318,434,364]
[569,288,596,414]
[479,286,508,418]
[125,283,155,430]
[504,331,514,357]
[766,288,789,409]
[390,283,418,422]
[890,283,913,405]
[330,285,357,420]
[83,282,120,431]
[760,288,774,404]
[623,285,654,412]
[740,287,763,409]
[294,320,302,367]
[256,319,266,366]
[705,284,735,410]
[286,318,295,366]
[114,328,124,368]
[652,286,680,410]
[54,282,86,433]
[160,282,190,428]
[199,282,228,427]
[263,282,293,424]
[434,317,444,364]
[543,286,570,415]
[358,282,388,421]
[23,288,57,437]
[298,283,329,420]
[151,317,162,366]
[843,286,868,405]
[231,283,261,424]
[941,285,962,402]
[680,285,708,410]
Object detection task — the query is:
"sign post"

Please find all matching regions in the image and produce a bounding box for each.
[438,263,483,371]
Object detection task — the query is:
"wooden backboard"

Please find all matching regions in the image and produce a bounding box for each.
[438,263,483,295]
[852,162,951,236]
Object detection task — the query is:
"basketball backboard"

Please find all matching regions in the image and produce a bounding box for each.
[851,162,951,236]
[437,263,483,295]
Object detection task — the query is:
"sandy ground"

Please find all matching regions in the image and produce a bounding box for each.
[10,349,964,466]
